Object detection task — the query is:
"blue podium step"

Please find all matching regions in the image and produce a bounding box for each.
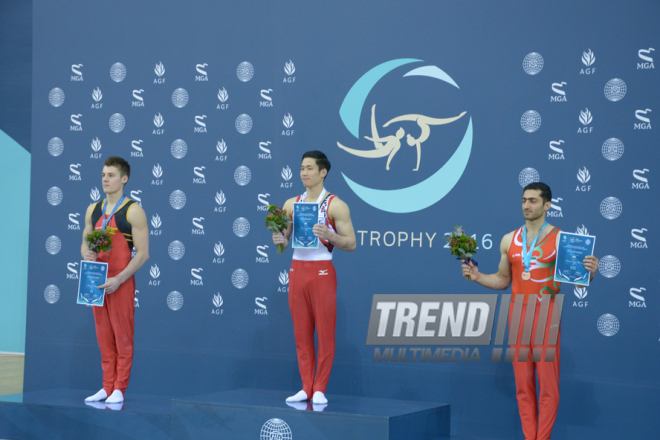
[171,388,450,440]
[0,389,172,440]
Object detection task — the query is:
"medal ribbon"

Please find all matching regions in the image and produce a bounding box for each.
[522,220,547,274]
[102,194,126,230]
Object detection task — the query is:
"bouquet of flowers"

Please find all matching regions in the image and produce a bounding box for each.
[265,205,291,254]
[85,227,118,253]
[446,225,478,280]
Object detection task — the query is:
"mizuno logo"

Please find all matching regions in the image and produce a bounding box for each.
[319,270,328,275]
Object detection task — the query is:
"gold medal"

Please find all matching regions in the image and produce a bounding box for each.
[522,272,531,280]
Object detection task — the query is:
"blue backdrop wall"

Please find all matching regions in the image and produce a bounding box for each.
[25,1,659,438]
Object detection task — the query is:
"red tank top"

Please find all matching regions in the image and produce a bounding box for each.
[508,226,561,303]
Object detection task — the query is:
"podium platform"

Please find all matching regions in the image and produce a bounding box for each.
[0,388,450,440]
[0,389,172,440]
[172,388,449,440]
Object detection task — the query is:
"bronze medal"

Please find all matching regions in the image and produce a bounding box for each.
[522,272,531,280]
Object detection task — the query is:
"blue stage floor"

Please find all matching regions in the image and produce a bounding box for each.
[0,388,465,440]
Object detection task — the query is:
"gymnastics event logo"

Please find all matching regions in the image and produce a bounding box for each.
[337,59,472,213]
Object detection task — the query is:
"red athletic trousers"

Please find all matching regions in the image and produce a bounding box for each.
[92,276,135,395]
[509,299,561,440]
[288,260,337,397]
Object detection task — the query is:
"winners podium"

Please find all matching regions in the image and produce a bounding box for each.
[0,388,450,440]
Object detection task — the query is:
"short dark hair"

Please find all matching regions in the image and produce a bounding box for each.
[104,156,131,181]
[523,182,552,204]
[301,150,331,177]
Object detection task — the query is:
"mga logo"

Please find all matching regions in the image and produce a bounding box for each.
[336,59,472,213]
[631,228,648,248]
[550,82,567,102]
[193,166,206,184]
[629,287,646,308]
[69,164,81,181]
[255,297,268,315]
[257,193,270,211]
[194,115,207,133]
[67,262,79,280]
[195,63,208,81]
[192,217,204,235]
[256,245,269,263]
[547,198,563,218]
[71,64,83,81]
[632,169,650,189]
[68,213,81,230]
[260,89,273,107]
[132,89,145,107]
[578,108,593,133]
[190,268,203,286]
[259,141,272,159]
[637,48,655,69]
[70,114,83,131]
[154,62,165,83]
[634,109,652,129]
[130,190,142,207]
[548,140,565,160]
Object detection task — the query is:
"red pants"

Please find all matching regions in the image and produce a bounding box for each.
[92,276,135,395]
[509,299,561,440]
[288,260,337,396]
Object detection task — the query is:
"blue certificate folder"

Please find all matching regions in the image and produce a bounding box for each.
[77,260,108,306]
[292,202,319,249]
[554,232,596,286]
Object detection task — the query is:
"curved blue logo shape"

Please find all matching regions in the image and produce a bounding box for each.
[338,59,473,213]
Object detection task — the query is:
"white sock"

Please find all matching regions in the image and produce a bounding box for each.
[105,389,124,403]
[285,390,308,402]
[85,389,107,402]
[312,391,328,404]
